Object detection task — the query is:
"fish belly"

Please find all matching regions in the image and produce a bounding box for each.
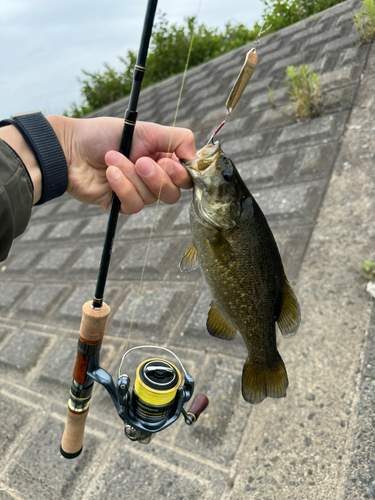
[191,202,282,351]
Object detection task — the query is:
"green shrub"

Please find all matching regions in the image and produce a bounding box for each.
[65,14,259,117]
[353,0,375,44]
[285,65,323,118]
[66,0,347,117]
[259,0,346,34]
[68,56,135,118]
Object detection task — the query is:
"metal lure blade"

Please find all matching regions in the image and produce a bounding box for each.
[225,48,258,112]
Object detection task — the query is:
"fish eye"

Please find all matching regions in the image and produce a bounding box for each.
[222,170,233,182]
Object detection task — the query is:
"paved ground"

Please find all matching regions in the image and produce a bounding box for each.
[1,1,375,498]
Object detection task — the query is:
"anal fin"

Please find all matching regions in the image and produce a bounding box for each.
[277,276,301,339]
[206,302,237,340]
[179,242,199,272]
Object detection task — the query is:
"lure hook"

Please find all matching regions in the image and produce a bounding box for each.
[207,22,271,146]
[209,108,232,144]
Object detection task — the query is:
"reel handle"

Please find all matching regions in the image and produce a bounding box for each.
[186,393,209,423]
[61,301,110,458]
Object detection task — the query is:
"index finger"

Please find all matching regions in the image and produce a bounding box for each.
[133,122,196,162]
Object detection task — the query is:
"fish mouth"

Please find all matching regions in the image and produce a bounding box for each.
[180,142,221,174]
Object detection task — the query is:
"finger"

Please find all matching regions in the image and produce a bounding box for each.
[105,150,157,205]
[157,157,193,190]
[134,122,196,161]
[106,166,144,214]
[135,157,182,205]
[155,152,179,162]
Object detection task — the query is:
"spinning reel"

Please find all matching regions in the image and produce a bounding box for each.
[61,305,209,459]
[116,346,208,444]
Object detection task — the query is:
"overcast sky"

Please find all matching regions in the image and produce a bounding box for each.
[0,0,264,118]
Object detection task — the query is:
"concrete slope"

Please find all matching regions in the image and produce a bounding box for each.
[224,43,375,500]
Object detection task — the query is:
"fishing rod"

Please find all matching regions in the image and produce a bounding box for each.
[60,0,208,459]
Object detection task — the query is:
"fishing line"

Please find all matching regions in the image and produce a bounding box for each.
[123,1,201,353]
[61,0,209,458]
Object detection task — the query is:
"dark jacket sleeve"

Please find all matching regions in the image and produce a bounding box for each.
[0,139,33,262]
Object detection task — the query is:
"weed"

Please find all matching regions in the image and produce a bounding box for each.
[353,0,375,44]
[360,260,375,281]
[285,65,323,119]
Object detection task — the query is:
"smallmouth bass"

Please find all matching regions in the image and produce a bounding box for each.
[180,143,301,404]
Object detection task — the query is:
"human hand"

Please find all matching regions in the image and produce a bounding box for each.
[50,115,196,213]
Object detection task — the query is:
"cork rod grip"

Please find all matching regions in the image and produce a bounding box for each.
[60,301,110,459]
[60,408,89,458]
[79,301,111,342]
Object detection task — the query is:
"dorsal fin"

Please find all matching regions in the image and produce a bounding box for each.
[207,301,237,340]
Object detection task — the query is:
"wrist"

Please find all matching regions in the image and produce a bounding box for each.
[0,112,69,205]
[47,115,75,190]
[47,114,71,162]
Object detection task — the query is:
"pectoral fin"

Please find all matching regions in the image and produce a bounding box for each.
[207,231,235,266]
[277,276,301,338]
[179,242,199,272]
[206,302,237,340]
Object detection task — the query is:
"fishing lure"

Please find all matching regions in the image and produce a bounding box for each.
[209,24,270,143]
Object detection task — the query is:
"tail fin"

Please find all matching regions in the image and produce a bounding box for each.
[242,354,288,404]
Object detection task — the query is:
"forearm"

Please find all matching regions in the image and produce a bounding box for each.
[0,115,69,205]
[0,139,34,261]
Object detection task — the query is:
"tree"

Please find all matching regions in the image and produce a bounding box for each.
[65,0,346,117]
[65,13,258,117]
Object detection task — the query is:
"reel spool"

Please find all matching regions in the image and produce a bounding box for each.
[116,346,209,444]
[133,358,181,423]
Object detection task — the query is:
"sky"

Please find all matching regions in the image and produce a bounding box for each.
[0,0,264,118]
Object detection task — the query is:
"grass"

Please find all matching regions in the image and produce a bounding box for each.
[360,260,375,281]
[353,0,375,44]
[284,65,323,119]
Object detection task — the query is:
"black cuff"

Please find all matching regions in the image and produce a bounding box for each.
[0,111,68,205]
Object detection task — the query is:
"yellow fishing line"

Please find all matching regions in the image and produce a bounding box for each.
[134,358,181,406]
[124,7,200,353]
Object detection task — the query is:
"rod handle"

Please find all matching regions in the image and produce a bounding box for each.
[60,407,89,459]
[79,300,111,342]
[186,393,209,422]
[60,301,110,458]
